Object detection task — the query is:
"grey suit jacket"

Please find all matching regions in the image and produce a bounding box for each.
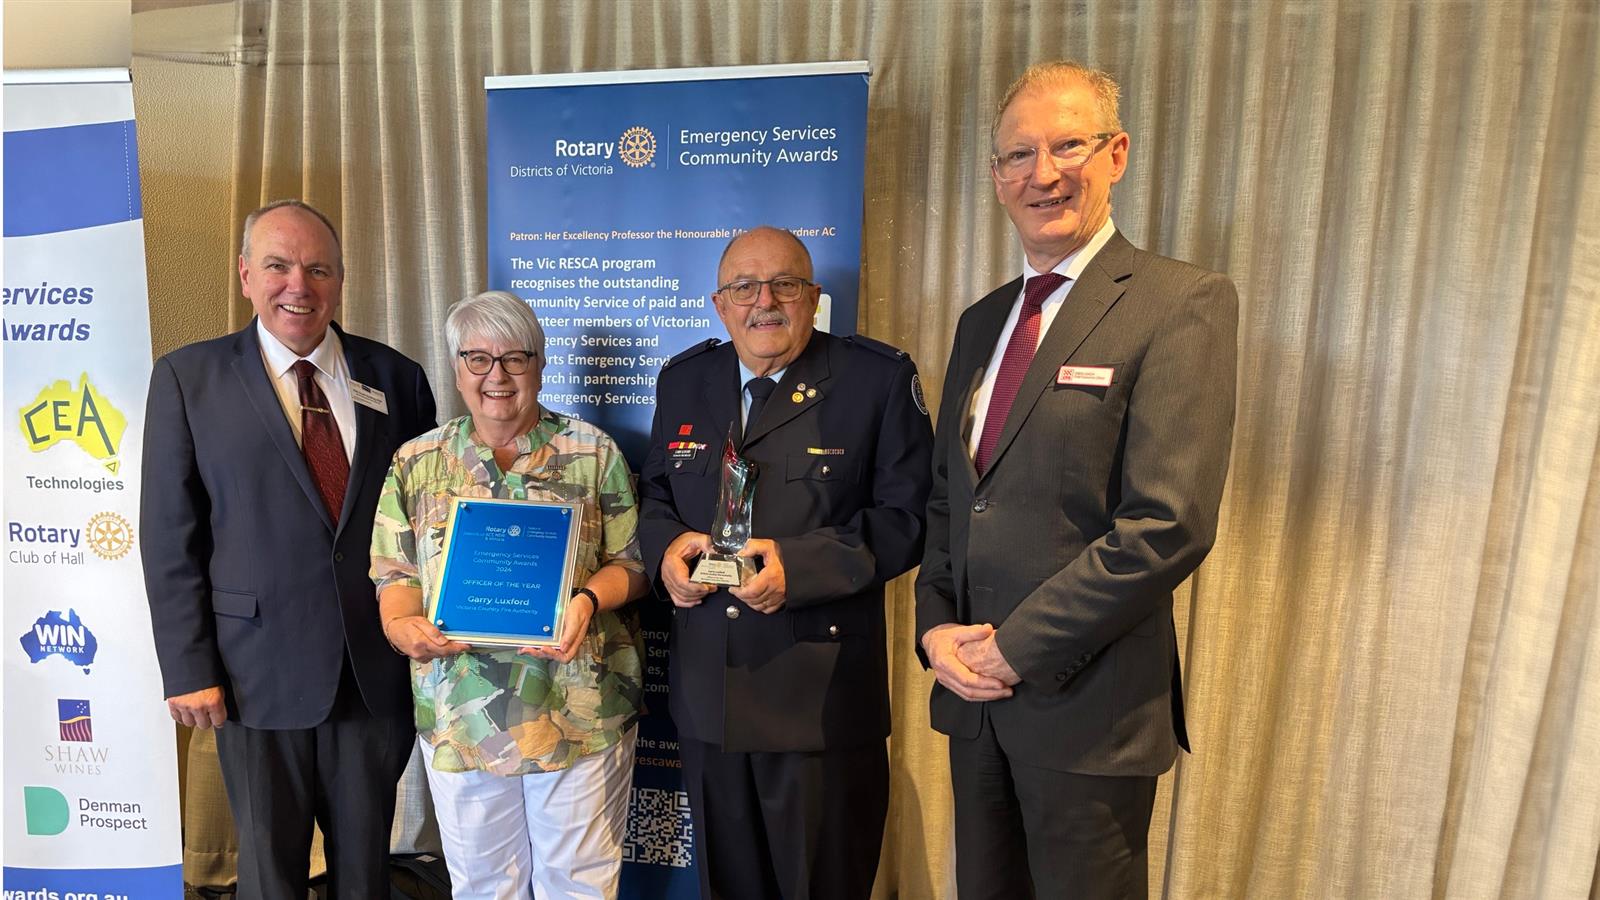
[916,231,1237,776]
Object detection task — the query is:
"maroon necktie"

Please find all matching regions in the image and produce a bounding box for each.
[974,272,1067,475]
[292,360,349,519]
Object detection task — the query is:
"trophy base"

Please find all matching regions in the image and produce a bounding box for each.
[692,553,756,587]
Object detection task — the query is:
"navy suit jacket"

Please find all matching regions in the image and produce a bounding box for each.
[639,331,932,752]
[141,320,436,729]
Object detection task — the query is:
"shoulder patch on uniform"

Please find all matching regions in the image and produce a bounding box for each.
[663,338,721,370]
[841,333,909,360]
[911,373,928,415]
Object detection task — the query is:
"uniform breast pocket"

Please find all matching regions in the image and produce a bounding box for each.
[785,452,860,486]
[667,451,712,478]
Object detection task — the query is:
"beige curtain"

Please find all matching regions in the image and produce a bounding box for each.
[133,0,1600,896]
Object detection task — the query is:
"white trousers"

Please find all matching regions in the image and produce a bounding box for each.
[419,726,637,900]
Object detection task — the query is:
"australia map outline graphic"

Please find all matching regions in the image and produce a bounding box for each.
[17,373,127,474]
[19,608,99,673]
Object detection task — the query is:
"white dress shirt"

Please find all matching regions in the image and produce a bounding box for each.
[256,320,357,463]
[967,217,1119,460]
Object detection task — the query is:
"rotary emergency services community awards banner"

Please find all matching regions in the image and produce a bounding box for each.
[485,61,869,897]
[3,69,182,899]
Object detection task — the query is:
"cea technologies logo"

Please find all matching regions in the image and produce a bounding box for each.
[17,373,127,474]
[18,608,100,673]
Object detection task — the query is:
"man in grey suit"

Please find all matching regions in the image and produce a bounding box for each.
[916,61,1238,898]
[142,200,436,898]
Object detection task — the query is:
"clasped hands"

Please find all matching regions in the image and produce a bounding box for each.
[922,622,1020,701]
[660,530,787,614]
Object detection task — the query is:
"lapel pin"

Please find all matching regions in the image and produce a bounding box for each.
[805,388,817,398]
[792,392,804,403]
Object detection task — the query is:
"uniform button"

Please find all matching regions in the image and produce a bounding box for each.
[828,625,839,637]
[821,465,831,475]
[333,551,344,562]
[725,605,740,620]
[1056,673,1068,682]
[972,499,989,513]
[674,460,683,469]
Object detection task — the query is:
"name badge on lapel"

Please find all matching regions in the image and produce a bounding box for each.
[350,381,389,414]
[1056,366,1114,388]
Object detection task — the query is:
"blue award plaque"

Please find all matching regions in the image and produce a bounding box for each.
[429,497,582,648]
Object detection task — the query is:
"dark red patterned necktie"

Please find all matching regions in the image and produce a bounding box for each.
[974,272,1067,475]
[292,360,349,519]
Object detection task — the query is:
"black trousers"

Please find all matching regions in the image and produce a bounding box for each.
[949,715,1158,900]
[679,738,889,900]
[214,659,414,900]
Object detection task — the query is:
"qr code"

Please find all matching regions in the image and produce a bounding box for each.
[623,786,694,867]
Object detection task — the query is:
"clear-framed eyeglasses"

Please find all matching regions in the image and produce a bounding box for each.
[717,276,815,306]
[458,350,537,375]
[991,132,1118,183]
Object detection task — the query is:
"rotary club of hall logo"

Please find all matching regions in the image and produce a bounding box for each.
[618,126,656,168]
[84,511,134,561]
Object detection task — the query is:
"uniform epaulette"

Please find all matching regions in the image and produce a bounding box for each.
[663,337,721,370]
[841,333,910,361]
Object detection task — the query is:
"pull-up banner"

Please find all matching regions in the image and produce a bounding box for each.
[3,69,183,899]
[485,61,869,897]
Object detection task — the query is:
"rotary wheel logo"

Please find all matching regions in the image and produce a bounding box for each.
[85,511,134,561]
[618,126,656,168]
[507,525,522,537]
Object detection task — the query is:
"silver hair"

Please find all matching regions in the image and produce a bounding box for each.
[239,199,344,274]
[991,60,1123,151]
[445,291,546,360]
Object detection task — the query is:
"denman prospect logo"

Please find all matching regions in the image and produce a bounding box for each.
[24,785,69,835]
[17,374,127,473]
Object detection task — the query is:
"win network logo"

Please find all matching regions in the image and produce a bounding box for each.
[58,699,93,741]
[18,608,100,673]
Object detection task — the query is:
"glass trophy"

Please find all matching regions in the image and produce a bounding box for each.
[691,433,760,586]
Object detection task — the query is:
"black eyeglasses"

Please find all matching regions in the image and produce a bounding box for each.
[458,350,537,375]
[716,276,815,306]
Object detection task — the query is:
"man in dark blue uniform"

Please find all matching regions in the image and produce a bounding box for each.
[639,226,932,899]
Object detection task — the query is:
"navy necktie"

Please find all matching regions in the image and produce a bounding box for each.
[744,376,777,444]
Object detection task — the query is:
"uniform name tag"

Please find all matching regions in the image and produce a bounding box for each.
[1057,366,1114,387]
[350,380,389,414]
[668,441,705,460]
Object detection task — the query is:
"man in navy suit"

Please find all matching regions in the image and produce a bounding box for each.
[141,199,436,899]
[917,62,1238,898]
